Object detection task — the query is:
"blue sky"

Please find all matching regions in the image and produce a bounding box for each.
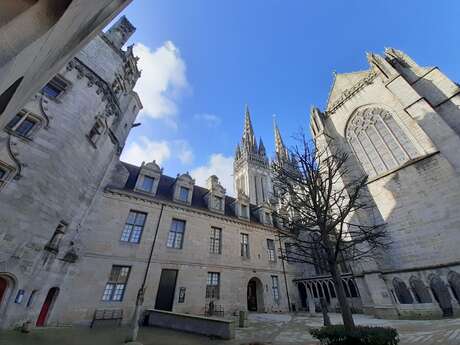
[115,0,459,194]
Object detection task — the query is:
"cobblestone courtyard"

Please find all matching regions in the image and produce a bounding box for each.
[1,313,460,345]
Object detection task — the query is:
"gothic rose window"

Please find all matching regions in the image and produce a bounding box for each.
[346,107,420,177]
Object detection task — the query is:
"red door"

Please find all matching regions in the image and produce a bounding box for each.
[36,287,59,327]
[0,277,7,305]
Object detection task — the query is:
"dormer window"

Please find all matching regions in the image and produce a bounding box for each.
[139,175,155,193]
[6,110,40,138]
[241,204,249,219]
[214,196,223,210]
[135,161,162,196]
[179,186,190,202]
[265,212,272,225]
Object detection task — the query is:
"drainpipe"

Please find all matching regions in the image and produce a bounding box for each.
[126,203,165,343]
[278,236,291,312]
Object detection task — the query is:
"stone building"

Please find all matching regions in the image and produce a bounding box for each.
[303,48,460,319]
[0,0,133,129]
[0,16,142,329]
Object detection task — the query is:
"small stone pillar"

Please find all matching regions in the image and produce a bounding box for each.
[238,310,247,328]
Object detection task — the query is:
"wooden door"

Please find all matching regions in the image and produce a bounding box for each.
[36,287,59,327]
[247,280,257,311]
[155,269,178,311]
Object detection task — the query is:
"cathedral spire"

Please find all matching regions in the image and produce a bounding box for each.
[242,105,257,152]
[273,116,289,163]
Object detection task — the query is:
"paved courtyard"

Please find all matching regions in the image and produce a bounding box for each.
[0,313,459,345]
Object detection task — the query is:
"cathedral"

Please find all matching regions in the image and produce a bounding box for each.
[1,14,460,330]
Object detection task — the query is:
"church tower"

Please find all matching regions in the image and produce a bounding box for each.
[234,106,272,205]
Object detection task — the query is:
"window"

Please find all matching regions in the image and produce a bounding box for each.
[120,210,147,243]
[271,276,280,303]
[265,212,272,225]
[214,195,223,210]
[206,272,220,299]
[139,175,155,193]
[42,75,68,99]
[0,166,7,188]
[393,278,414,304]
[241,204,249,219]
[209,227,222,254]
[102,266,131,301]
[346,107,420,177]
[6,110,38,137]
[44,222,67,254]
[167,219,186,249]
[409,276,432,303]
[26,290,38,308]
[285,243,294,262]
[88,118,106,145]
[179,186,189,202]
[241,233,249,258]
[267,239,276,262]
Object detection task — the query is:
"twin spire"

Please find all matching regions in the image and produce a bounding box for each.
[235,105,287,163]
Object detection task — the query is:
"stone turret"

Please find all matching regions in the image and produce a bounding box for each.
[104,16,136,50]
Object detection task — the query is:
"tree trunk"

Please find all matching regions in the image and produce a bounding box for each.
[330,262,355,330]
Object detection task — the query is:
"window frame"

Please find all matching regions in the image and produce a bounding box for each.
[271,275,280,303]
[178,186,190,202]
[0,163,12,190]
[41,75,69,100]
[267,239,276,262]
[206,272,220,299]
[87,117,106,147]
[213,195,223,210]
[240,204,249,219]
[101,265,131,302]
[120,210,147,244]
[240,233,250,258]
[138,175,155,193]
[5,110,41,139]
[209,227,222,254]
[166,218,186,249]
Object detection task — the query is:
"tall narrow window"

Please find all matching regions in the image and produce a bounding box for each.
[267,239,276,262]
[285,243,293,262]
[179,186,189,202]
[44,222,67,254]
[265,212,272,225]
[346,107,420,177]
[102,266,131,301]
[167,219,186,249]
[241,233,249,258]
[138,176,155,193]
[209,227,222,254]
[271,276,280,303]
[6,110,38,137]
[206,272,220,299]
[120,210,147,243]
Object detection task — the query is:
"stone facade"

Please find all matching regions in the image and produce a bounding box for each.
[306,48,460,319]
[0,17,142,329]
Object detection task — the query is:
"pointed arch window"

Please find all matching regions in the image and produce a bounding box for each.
[393,277,414,304]
[346,107,420,177]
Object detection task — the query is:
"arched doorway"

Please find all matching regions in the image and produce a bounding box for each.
[247,277,264,312]
[0,277,8,305]
[36,287,59,327]
[429,275,452,317]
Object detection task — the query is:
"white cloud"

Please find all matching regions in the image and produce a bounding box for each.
[194,113,221,127]
[121,136,171,166]
[174,140,194,165]
[191,154,234,196]
[133,41,188,122]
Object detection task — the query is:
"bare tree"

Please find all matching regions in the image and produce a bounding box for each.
[271,135,388,330]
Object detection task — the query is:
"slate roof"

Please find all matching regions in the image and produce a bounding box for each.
[108,162,267,226]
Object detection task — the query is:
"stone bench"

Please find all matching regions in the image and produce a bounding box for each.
[144,309,234,339]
